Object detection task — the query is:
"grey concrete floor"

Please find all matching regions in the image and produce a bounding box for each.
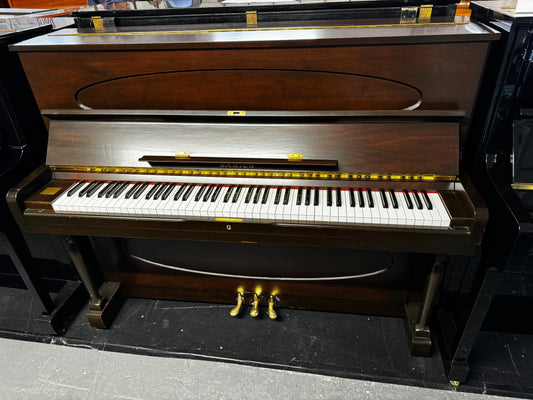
[0,337,521,400]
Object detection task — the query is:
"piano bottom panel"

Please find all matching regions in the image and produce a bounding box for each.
[90,237,431,317]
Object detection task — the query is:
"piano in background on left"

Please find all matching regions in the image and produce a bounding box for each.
[0,23,86,335]
[8,0,498,356]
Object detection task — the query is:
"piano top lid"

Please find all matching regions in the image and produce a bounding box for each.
[42,109,463,178]
[10,20,499,52]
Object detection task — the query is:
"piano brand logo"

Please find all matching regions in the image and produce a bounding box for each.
[219,163,255,169]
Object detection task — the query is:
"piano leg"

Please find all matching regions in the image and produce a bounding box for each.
[66,236,123,328]
[405,255,445,356]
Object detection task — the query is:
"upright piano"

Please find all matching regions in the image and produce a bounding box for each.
[436,1,533,383]
[0,24,85,334]
[8,0,498,355]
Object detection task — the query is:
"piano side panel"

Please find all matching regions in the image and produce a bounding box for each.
[19,41,489,140]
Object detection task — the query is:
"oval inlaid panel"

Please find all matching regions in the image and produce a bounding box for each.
[124,239,398,281]
[76,69,422,111]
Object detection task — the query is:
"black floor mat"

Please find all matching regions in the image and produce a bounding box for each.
[1,286,532,398]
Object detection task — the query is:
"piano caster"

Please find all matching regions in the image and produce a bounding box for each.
[267,295,278,320]
[229,289,244,317]
[450,381,460,387]
[250,292,260,318]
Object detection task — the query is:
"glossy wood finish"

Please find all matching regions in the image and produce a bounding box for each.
[9,112,486,258]
[12,23,498,142]
[7,19,494,350]
[43,116,460,176]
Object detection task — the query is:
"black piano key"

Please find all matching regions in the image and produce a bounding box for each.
[86,181,104,197]
[421,190,433,210]
[253,187,262,204]
[113,183,128,198]
[274,187,282,205]
[412,190,423,209]
[305,188,311,206]
[153,184,168,200]
[203,185,215,202]
[232,185,243,203]
[67,181,85,197]
[366,189,374,208]
[182,184,196,201]
[105,182,122,198]
[389,190,398,209]
[296,187,303,206]
[174,184,188,201]
[327,188,332,207]
[358,189,365,207]
[97,182,112,198]
[145,184,160,200]
[261,187,270,204]
[314,188,320,206]
[133,183,148,200]
[161,184,175,201]
[349,189,355,207]
[79,181,97,197]
[223,186,234,203]
[283,188,290,205]
[211,185,223,202]
[244,186,254,204]
[195,184,208,201]
[125,182,141,199]
[336,188,342,207]
[403,190,413,209]
[380,189,388,208]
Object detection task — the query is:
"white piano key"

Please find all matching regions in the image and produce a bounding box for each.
[258,187,272,221]
[337,189,349,224]
[52,181,82,212]
[344,190,356,224]
[289,188,300,221]
[428,192,451,228]
[393,191,407,226]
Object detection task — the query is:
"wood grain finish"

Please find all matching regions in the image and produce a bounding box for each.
[45,117,460,176]
[75,69,423,111]
[7,22,494,339]
[14,23,496,141]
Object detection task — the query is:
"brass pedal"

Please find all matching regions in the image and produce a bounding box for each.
[229,289,244,317]
[250,292,260,318]
[267,295,278,320]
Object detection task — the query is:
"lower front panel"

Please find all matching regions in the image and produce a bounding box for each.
[90,237,431,317]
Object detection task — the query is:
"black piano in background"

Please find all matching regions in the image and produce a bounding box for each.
[436,0,533,385]
[8,3,497,358]
[0,24,86,334]
[70,0,464,28]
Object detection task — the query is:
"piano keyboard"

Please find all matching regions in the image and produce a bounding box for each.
[51,181,451,228]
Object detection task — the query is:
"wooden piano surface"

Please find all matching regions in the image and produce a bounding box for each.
[9,110,485,255]
[7,110,488,356]
[11,21,499,144]
[6,16,497,355]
